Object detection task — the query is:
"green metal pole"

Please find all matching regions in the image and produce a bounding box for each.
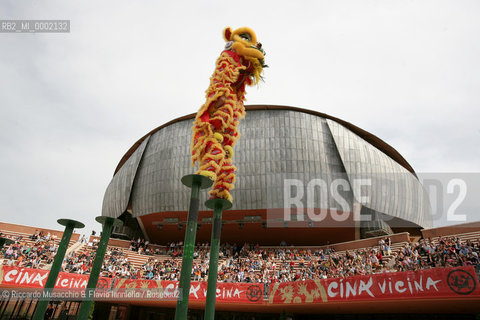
[32,219,84,320]
[204,199,231,320]
[0,237,14,248]
[77,216,122,320]
[175,174,212,320]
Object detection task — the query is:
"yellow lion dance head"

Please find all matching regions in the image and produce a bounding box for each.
[223,26,267,84]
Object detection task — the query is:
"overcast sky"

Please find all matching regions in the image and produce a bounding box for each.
[1,0,479,236]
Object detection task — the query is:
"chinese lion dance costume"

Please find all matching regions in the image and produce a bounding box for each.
[191,27,266,203]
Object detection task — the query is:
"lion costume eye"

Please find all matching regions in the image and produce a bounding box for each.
[239,33,252,42]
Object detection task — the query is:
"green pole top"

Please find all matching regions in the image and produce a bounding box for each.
[57,219,85,229]
[95,216,123,227]
[0,237,14,246]
[205,198,233,211]
[181,174,214,189]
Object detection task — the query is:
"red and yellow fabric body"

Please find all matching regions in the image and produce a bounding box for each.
[191,27,265,202]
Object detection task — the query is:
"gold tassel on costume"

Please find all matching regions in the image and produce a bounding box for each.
[244,56,264,85]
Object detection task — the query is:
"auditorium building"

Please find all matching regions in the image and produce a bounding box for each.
[102,105,432,246]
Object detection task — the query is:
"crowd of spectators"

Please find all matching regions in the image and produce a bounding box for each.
[128,238,171,256]
[97,236,480,283]
[62,249,94,274]
[1,230,58,268]
[411,236,480,270]
[2,231,479,284]
[129,238,150,254]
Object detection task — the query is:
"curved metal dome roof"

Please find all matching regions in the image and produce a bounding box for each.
[102,105,432,229]
[114,105,416,176]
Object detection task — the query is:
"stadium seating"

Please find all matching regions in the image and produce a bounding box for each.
[2,225,479,283]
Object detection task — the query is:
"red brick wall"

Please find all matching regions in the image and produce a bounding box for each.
[261,232,410,251]
[88,236,166,250]
[0,221,81,241]
[421,221,480,239]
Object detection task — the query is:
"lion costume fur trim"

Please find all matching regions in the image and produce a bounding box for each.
[191,52,247,166]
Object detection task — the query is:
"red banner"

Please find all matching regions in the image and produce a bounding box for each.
[2,265,478,305]
[269,266,480,304]
[163,281,263,303]
[113,279,263,303]
[0,266,112,290]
